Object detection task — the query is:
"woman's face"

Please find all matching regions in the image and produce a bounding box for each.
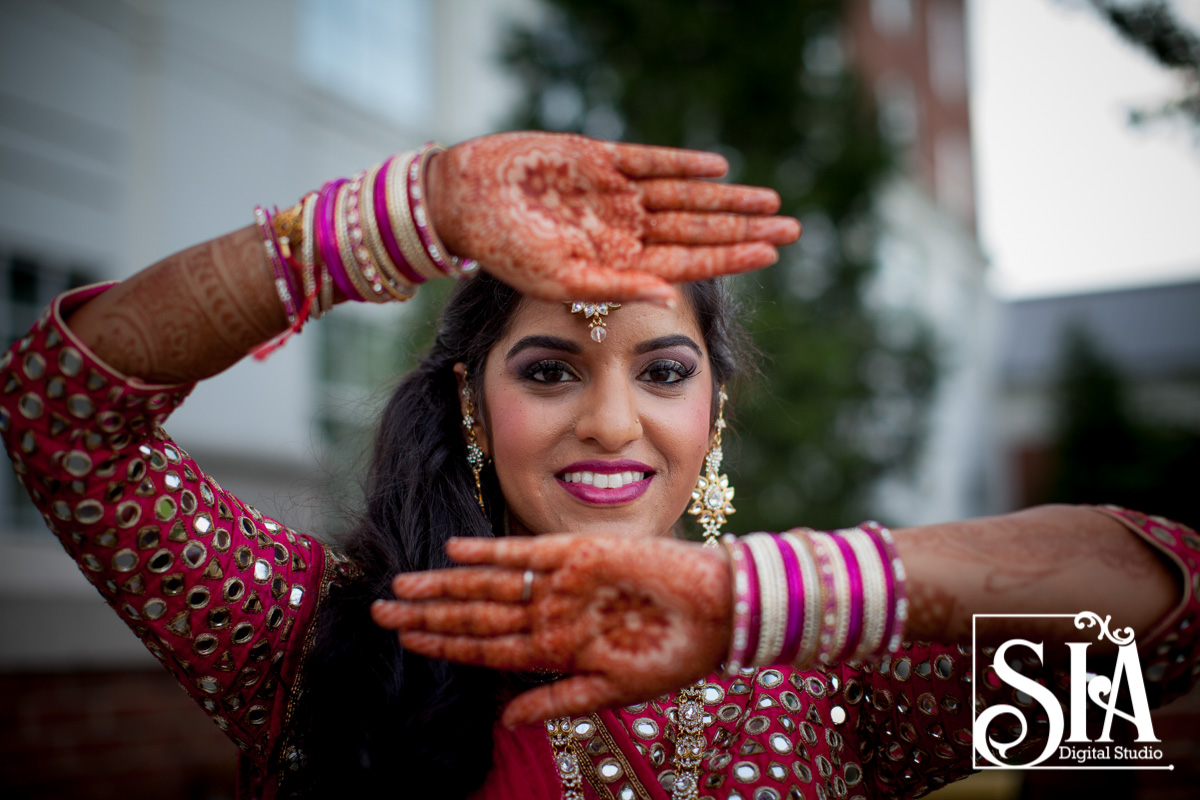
[472,290,714,539]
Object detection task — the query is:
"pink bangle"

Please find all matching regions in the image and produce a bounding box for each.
[860,520,908,652]
[315,178,361,301]
[771,533,806,664]
[783,532,822,667]
[373,156,425,286]
[408,143,479,279]
[831,532,864,662]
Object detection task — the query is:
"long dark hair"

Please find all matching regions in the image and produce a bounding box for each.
[289,274,752,797]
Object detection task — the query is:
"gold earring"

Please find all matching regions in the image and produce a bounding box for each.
[688,387,734,547]
[461,373,486,513]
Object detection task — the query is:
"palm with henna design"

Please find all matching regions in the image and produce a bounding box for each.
[428,132,800,304]
[370,534,733,727]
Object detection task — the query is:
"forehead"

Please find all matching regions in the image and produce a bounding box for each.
[495,290,706,355]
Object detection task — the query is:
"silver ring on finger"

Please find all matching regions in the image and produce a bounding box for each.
[520,569,535,604]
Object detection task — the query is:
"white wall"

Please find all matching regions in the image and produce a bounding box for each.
[0,0,538,666]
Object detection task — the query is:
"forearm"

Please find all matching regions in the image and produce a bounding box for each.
[66,225,288,384]
[897,504,1180,647]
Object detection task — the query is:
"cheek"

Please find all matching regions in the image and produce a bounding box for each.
[483,386,561,483]
[660,396,713,477]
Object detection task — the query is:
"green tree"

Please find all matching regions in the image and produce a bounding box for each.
[1083,0,1200,137]
[502,0,937,531]
[1048,325,1200,525]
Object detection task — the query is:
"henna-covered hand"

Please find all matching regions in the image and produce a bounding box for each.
[370,534,733,726]
[428,132,800,303]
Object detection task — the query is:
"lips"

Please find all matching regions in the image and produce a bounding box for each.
[556,460,654,506]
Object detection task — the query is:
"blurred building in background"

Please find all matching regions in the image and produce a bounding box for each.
[999,279,1200,515]
[846,0,1002,525]
[0,0,535,796]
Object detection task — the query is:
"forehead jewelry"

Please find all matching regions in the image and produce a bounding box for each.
[565,301,621,343]
[688,387,735,547]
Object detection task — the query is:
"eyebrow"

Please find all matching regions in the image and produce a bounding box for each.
[506,335,583,360]
[635,335,702,357]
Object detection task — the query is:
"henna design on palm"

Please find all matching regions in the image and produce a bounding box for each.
[430,132,800,303]
[371,533,732,726]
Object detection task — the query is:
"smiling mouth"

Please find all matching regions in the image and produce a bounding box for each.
[558,470,647,490]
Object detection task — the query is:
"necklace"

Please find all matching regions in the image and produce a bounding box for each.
[548,679,709,800]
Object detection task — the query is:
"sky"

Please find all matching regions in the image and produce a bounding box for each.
[969,0,1200,298]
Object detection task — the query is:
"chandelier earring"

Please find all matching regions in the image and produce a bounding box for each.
[688,387,735,547]
[461,372,486,513]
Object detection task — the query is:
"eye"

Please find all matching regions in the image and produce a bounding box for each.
[525,359,578,383]
[640,359,696,384]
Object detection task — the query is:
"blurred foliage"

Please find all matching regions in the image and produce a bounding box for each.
[501,0,937,531]
[1084,0,1200,139]
[1046,326,1200,526]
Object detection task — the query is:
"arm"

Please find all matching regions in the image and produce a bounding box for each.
[67,132,798,383]
[377,506,1197,725]
[899,504,1181,649]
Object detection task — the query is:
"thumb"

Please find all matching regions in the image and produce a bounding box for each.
[501,674,622,728]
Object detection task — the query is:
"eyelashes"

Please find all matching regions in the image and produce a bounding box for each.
[522,359,577,383]
[519,358,698,385]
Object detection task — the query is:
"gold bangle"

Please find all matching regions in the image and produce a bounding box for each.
[387,150,443,281]
[360,161,417,301]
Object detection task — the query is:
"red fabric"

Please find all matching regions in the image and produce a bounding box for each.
[3,285,1199,799]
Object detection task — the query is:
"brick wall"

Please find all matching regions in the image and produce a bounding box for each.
[0,670,235,800]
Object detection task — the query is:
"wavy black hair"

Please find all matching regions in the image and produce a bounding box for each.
[288,273,753,797]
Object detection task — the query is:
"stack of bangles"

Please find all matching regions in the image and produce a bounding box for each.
[250,142,478,358]
[722,521,908,673]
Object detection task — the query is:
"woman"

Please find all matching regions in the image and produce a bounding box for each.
[1,131,1195,800]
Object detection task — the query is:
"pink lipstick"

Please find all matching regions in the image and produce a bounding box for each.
[556,460,654,506]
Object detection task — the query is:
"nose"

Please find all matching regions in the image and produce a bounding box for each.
[573,374,641,452]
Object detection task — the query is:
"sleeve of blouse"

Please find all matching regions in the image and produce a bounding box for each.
[842,507,1200,799]
[0,284,341,770]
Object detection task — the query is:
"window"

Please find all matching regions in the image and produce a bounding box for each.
[871,0,914,36]
[297,0,435,126]
[927,0,968,102]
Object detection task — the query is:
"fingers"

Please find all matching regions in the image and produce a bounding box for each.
[398,631,551,672]
[637,242,779,281]
[609,142,728,179]
[372,599,530,636]
[645,212,800,246]
[392,566,532,602]
[640,179,781,214]
[501,675,624,727]
[445,535,579,570]
[553,264,676,306]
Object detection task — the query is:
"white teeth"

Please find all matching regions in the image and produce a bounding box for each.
[561,471,646,489]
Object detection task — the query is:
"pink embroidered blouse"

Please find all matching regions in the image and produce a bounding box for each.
[3,285,1198,800]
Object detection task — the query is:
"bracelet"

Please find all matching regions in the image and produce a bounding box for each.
[860,520,908,653]
[782,532,822,667]
[723,535,755,674]
[772,533,806,664]
[723,523,907,671]
[338,174,390,303]
[387,149,445,281]
[315,178,361,302]
[372,155,425,286]
[408,143,479,279]
[254,206,299,325]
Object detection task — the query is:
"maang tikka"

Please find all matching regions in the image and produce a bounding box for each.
[565,301,621,342]
[461,372,486,512]
[689,387,735,547]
